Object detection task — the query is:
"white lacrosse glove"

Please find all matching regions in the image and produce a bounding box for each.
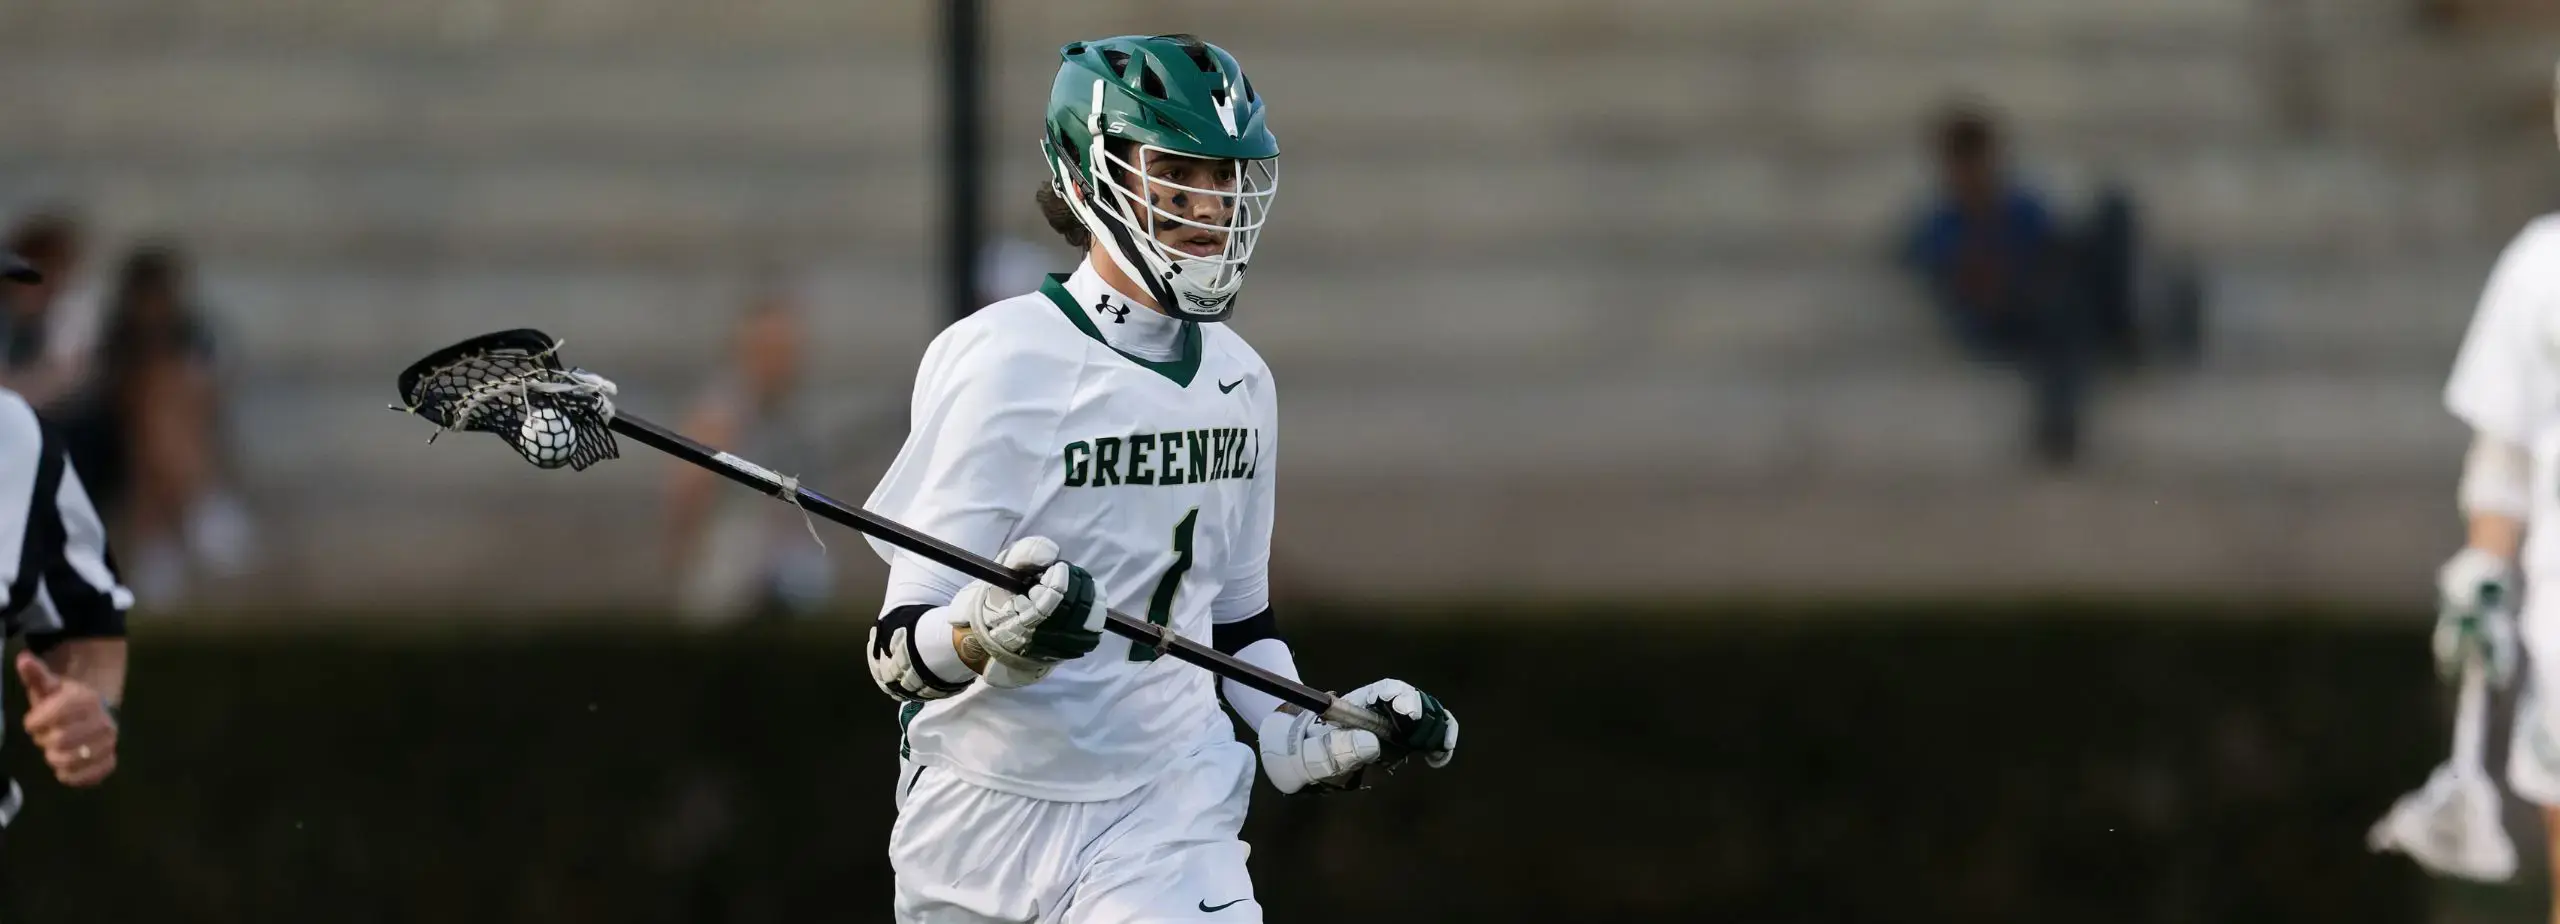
[2435,547,2520,687]
[950,536,1106,689]
[1255,678,1458,795]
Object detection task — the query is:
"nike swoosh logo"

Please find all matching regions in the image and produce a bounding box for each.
[1218,379,1244,394]
[1198,899,1248,913]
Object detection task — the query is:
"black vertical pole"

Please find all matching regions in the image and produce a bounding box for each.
[943,0,986,324]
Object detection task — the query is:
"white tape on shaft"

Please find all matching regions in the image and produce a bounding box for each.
[714,451,827,553]
[714,451,786,488]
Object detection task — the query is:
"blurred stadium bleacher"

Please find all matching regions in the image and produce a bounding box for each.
[0,0,2549,610]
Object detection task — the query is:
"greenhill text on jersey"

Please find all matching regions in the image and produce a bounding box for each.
[1062,427,1262,487]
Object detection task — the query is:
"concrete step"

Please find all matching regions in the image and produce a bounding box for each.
[226,362,2464,507]
[1246,258,2505,380]
[1267,369,2463,486]
[200,258,946,379]
[218,466,2461,611]
[993,0,2271,50]
[0,50,909,163]
[2200,259,2489,373]
[223,471,2463,611]
[195,257,1942,378]
[2088,369,2463,483]
[990,42,2280,159]
[13,0,2271,52]
[0,155,934,265]
[182,252,2515,407]
[0,140,2495,271]
[228,374,905,502]
[1284,146,2490,262]
[220,365,2467,610]
[221,469,2460,611]
[1272,471,2453,609]
[0,42,2280,165]
[0,0,927,50]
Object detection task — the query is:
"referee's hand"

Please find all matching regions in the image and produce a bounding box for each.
[16,653,115,787]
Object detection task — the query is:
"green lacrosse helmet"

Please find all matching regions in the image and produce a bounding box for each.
[1041,33,1278,323]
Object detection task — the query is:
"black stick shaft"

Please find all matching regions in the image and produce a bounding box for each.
[604,412,1386,735]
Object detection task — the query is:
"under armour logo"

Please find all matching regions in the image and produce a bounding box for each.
[1095,295,1132,324]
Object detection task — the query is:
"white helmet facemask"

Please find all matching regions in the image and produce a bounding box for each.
[1081,139,1278,321]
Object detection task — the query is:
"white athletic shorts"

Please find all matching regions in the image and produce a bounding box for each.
[2514,597,2560,806]
[2515,668,2560,806]
[888,739,1263,923]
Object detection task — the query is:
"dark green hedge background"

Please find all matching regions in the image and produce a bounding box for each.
[0,605,2445,923]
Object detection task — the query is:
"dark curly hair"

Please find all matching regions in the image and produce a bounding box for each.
[1035,184,1090,249]
[1038,138,1143,250]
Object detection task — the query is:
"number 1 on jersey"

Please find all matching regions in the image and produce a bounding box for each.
[1130,508,1199,662]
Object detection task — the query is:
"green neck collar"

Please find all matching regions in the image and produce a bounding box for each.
[1041,273,1202,387]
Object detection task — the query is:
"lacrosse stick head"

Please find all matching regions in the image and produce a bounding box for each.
[2369,760,2517,882]
[391,329,622,471]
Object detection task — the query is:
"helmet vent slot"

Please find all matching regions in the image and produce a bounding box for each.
[1163,33,1219,73]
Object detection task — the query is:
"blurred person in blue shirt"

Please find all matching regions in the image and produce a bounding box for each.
[1902,104,2064,363]
[1899,101,2089,466]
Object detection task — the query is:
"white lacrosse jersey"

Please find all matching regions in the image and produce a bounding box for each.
[2450,214,2560,604]
[865,259,1276,802]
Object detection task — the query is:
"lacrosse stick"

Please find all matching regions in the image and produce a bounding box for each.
[389,329,1396,738]
[2368,646,2516,881]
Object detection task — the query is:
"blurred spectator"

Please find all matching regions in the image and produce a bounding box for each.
[1900,102,2089,466]
[1901,103,2066,364]
[67,241,256,604]
[1899,102,2214,466]
[666,271,828,626]
[0,209,104,412]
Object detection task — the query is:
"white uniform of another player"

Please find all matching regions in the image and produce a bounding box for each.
[2447,213,2560,803]
[857,34,1459,924]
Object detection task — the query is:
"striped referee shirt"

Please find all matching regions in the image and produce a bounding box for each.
[0,389,133,827]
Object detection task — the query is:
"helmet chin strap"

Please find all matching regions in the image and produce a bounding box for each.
[1092,213,1181,315]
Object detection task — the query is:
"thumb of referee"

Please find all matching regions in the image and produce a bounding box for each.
[16,651,60,699]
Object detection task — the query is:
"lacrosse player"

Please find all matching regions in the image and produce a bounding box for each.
[2439,63,2560,917]
[861,33,1458,923]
